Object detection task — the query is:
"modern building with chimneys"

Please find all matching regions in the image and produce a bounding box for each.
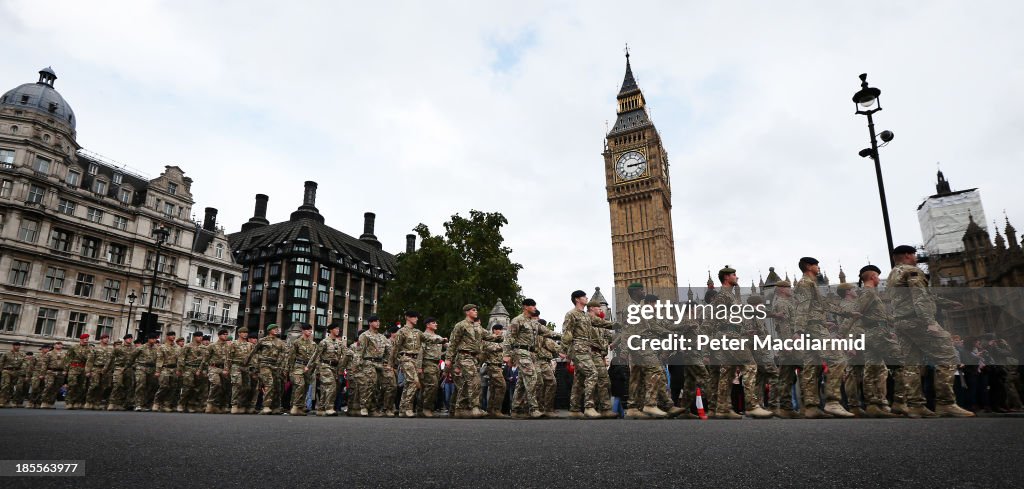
[227,182,398,339]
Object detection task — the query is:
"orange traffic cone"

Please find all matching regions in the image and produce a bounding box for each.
[695,387,707,420]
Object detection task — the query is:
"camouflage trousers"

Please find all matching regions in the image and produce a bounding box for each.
[397,356,422,413]
[418,360,441,414]
[229,366,251,408]
[716,360,759,413]
[755,361,779,410]
[209,367,230,408]
[258,366,284,410]
[509,352,539,413]
[178,368,204,410]
[65,367,87,406]
[678,364,711,411]
[0,369,21,405]
[862,327,903,407]
[569,350,599,409]
[706,364,720,412]
[483,364,505,413]
[773,364,799,410]
[13,370,31,404]
[799,352,846,408]
[844,364,864,409]
[289,366,311,409]
[358,361,384,412]
[536,358,556,412]
[452,355,481,410]
[895,319,958,407]
[85,368,112,406]
[347,370,363,413]
[627,363,670,409]
[316,364,339,412]
[42,370,65,405]
[571,354,610,411]
[154,368,179,408]
[380,366,397,413]
[133,367,157,408]
[108,367,133,407]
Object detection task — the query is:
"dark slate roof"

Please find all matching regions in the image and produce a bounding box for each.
[609,108,651,136]
[1,70,76,129]
[619,57,639,95]
[193,225,215,254]
[227,218,396,276]
[73,152,150,206]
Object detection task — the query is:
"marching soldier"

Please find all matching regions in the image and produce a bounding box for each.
[767,280,800,418]
[153,331,180,412]
[507,299,558,419]
[710,266,773,419]
[84,334,115,410]
[855,265,901,418]
[245,334,261,413]
[13,351,35,408]
[308,323,351,416]
[836,283,866,416]
[677,302,711,420]
[285,323,317,416]
[205,329,232,414]
[747,295,778,415]
[28,344,51,408]
[562,291,618,419]
[64,334,92,410]
[252,324,287,415]
[107,335,135,411]
[177,332,206,413]
[480,324,508,418]
[390,311,446,418]
[446,305,501,418]
[535,319,561,417]
[379,327,398,417]
[887,245,974,417]
[0,341,27,407]
[357,316,388,417]
[228,327,254,414]
[418,317,446,417]
[40,341,68,409]
[132,334,160,411]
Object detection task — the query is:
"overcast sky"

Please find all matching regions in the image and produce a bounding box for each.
[3,1,1022,319]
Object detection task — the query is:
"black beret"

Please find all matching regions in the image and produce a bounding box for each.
[218,329,229,335]
[892,245,917,255]
[25,352,33,356]
[799,257,819,265]
[134,339,144,345]
[148,332,160,340]
[423,316,437,325]
[522,298,537,307]
[300,323,313,331]
[328,323,341,331]
[644,294,659,303]
[123,334,134,340]
[386,326,399,336]
[202,335,211,341]
[404,310,419,318]
[193,332,204,338]
[538,319,548,326]
[491,324,504,331]
[367,315,380,323]
[12,341,21,346]
[570,290,587,302]
[859,265,882,276]
[165,331,176,337]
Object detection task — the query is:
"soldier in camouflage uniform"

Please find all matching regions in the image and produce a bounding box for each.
[746,295,778,416]
[419,318,446,417]
[0,341,27,407]
[40,341,68,409]
[507,300,558,419]
[153,331,180,412]
[480,324,508,418]
[308,323,351,416]
[106,336,134,411]
[794,257,857,418]
[84,334,114,410]
[624,295,686,419]
[562,291,618,419]
[853,265,902,418]
[590,319,617,418]
[446,305,502,418]
[13,352,35,407]
[285,324,317,416]
[379,327,399,416]
[677,302,711,419]
[766,280,799,417]
[357,316,388,416]
[535,322,561,416]
[887,245,974,417]
[176,332,206,412]
[835,283,866,416]
[228,327,254,414]
[64,334,92,410]
[245,334,261,413]
[621,283,648,419]
[251,324,287,415]
[133,334,160,411]
[28,344,51,408]
[711,267,773,419]
[390,311,447,418]
[204,329,232,414]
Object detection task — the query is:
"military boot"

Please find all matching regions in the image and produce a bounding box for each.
[404,410,417,418]
[890,402,907,415]
[865,404,900,418]
[848,406,867,417]
[934,404,975,417]
[584,407,602,418]
[325,409,337,416]
[802,407,831,419]
[529,410,544,419]
[746,406,775,419]
[259,407,272,415]
[600,410,617,419]
[665,406,687,418]
[151,403,161,412]
[624,408,646,419]
[82,403,93,410]
[544,410,559,418]
[359,408,369,417]
[904,405,938,418]
[823,401,855,418]
[642,406,668,418]
[568,410,585,419]
[422,409,434,418]
[230,406,240,414]
[315,410,326,416]
[714,409,742,419]
[470,407,486,418]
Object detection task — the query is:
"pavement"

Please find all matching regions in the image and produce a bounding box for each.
[1,407,1023,489]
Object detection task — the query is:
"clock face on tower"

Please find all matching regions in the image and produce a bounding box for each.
[615,151,648,181]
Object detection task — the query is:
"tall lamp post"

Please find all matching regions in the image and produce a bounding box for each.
[126,290,137,338]
[143,227,170,338]
[852,73,897,266]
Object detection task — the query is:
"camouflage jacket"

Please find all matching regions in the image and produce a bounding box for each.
[794,275,847,335]
[178,342,206,369]
[536,336,559,362]
[65,344,91,368]
[286,336,317,370]
[110,342,135,369]
[0,349,26,371]
[132,345,159,368]
[886,263,938,323]
[205,341,232,369]
[561,308,616,353]
[507,314,557,354]
[709,285,743,337]
[309,336,351,369]
[446,320,499,363]
[481,337,505,366]
[357,331,387,361]
[770,295,796,338]
[228,339,253,368]
[155,343,180,370]
[85,344,115,371]
[421,332,446,361]
[254,336,287,368]
[390,325,444,368]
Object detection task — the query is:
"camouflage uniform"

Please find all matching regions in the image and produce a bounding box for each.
[626,316,676,413]
[0,348,27,407]
[710,286,760,417]
[390,324,445,416]
[84,342,114,408]
[308,334,351,415]
[855,286,902,410]
[561,308,616,413]
[535,336,560,414]
[286,335,317,413]
[356,329,388,415]
[445,318,500,415]
[678,313,711,414]
[176,340,207,412]
[14,353,35,406]
[379,337,397,415]
[29,350,51,407]
[132,344,159,409]
[107,341,135,409]
[770,293,799,412]
[418,331,446,416]
[748,312,777,412]
[507,313,557,416]
[481,338,507,416]
[205,338,233,412]
[794,275,850,413]
[64,342,91,408]
[41,347,68,407]
[228,335,255,413]
[252,332,287,414]
[153,340,181,411]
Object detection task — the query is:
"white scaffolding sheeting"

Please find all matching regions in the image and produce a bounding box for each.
[917,190,986,255]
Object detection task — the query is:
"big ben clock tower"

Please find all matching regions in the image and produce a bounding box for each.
[603,52,679,298]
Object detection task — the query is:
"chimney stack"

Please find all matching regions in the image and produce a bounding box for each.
[240,194,271,232]
[203,207,218,232]
[360,212,382,249]
[303,181,318,208]
[405,234,416,253]
[289,181,325,223]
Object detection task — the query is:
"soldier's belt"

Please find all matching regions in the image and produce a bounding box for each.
[457,350,475,355]
[2,367,16,370]
[294,360,309,367]
[362,357,383,363]
[423,357,440,362]
[48,368,64,372]
[321,360,339,367]
[140,363,156,367]
[209,363,225,368]
[400,352,418,358]
[512,345,536,352]
[69,363,85,368]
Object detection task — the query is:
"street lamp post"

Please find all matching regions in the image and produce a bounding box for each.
[853,73,896,267]
[126,290,137,338]
[143,227,170,338]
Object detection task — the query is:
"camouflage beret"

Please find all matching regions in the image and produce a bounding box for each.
[627,282,644,289]
[586,300,602,308]
[719,265,736,275]
[837,283,855,291]
[774,279,792,287]
[237,326,249,333]
[462,304,478,312]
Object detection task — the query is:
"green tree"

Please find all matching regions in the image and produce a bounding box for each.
[378,210,523,337]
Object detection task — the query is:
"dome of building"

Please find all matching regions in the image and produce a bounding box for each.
[1,67,76,130]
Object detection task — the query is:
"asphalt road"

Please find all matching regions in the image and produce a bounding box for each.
[1,407,1022,489]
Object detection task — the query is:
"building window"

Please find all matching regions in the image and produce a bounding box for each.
[1,179,12,198]
[112,172,123,185]
[27,184,44,204]
[0,148,15,168]
[209,270,221,291]
[87,207,103,223]
[0,303,21,332]
[8,260,30,286]
[207,300,218,317]
[66,169,81,186]
[74,273,94,297]
[17,219,39,242]
[33,156,50,174]
[107,243,127,265]
[88,163,98,175]
[192,297,202,315]
[221,303,231,323]
[215,243,224,259]
[57,198,76,215]
[253,265,265,281]
[167,182,177,195]
[224,274,235,294]
[43,266,65,293]
[81,236,101,259]
[34,308,58,336]
[112,215,128,231]
[291,286,310,300]
[142,286,168,309]
[67,311,88,338]
[268,263,280,277]
[93,179,107,195]
[97,316,114,338]
[294,263,311,276]
[163,202,175,216]
[103,279,121,301]
[49,228,74,252]
[118,188,131,204]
